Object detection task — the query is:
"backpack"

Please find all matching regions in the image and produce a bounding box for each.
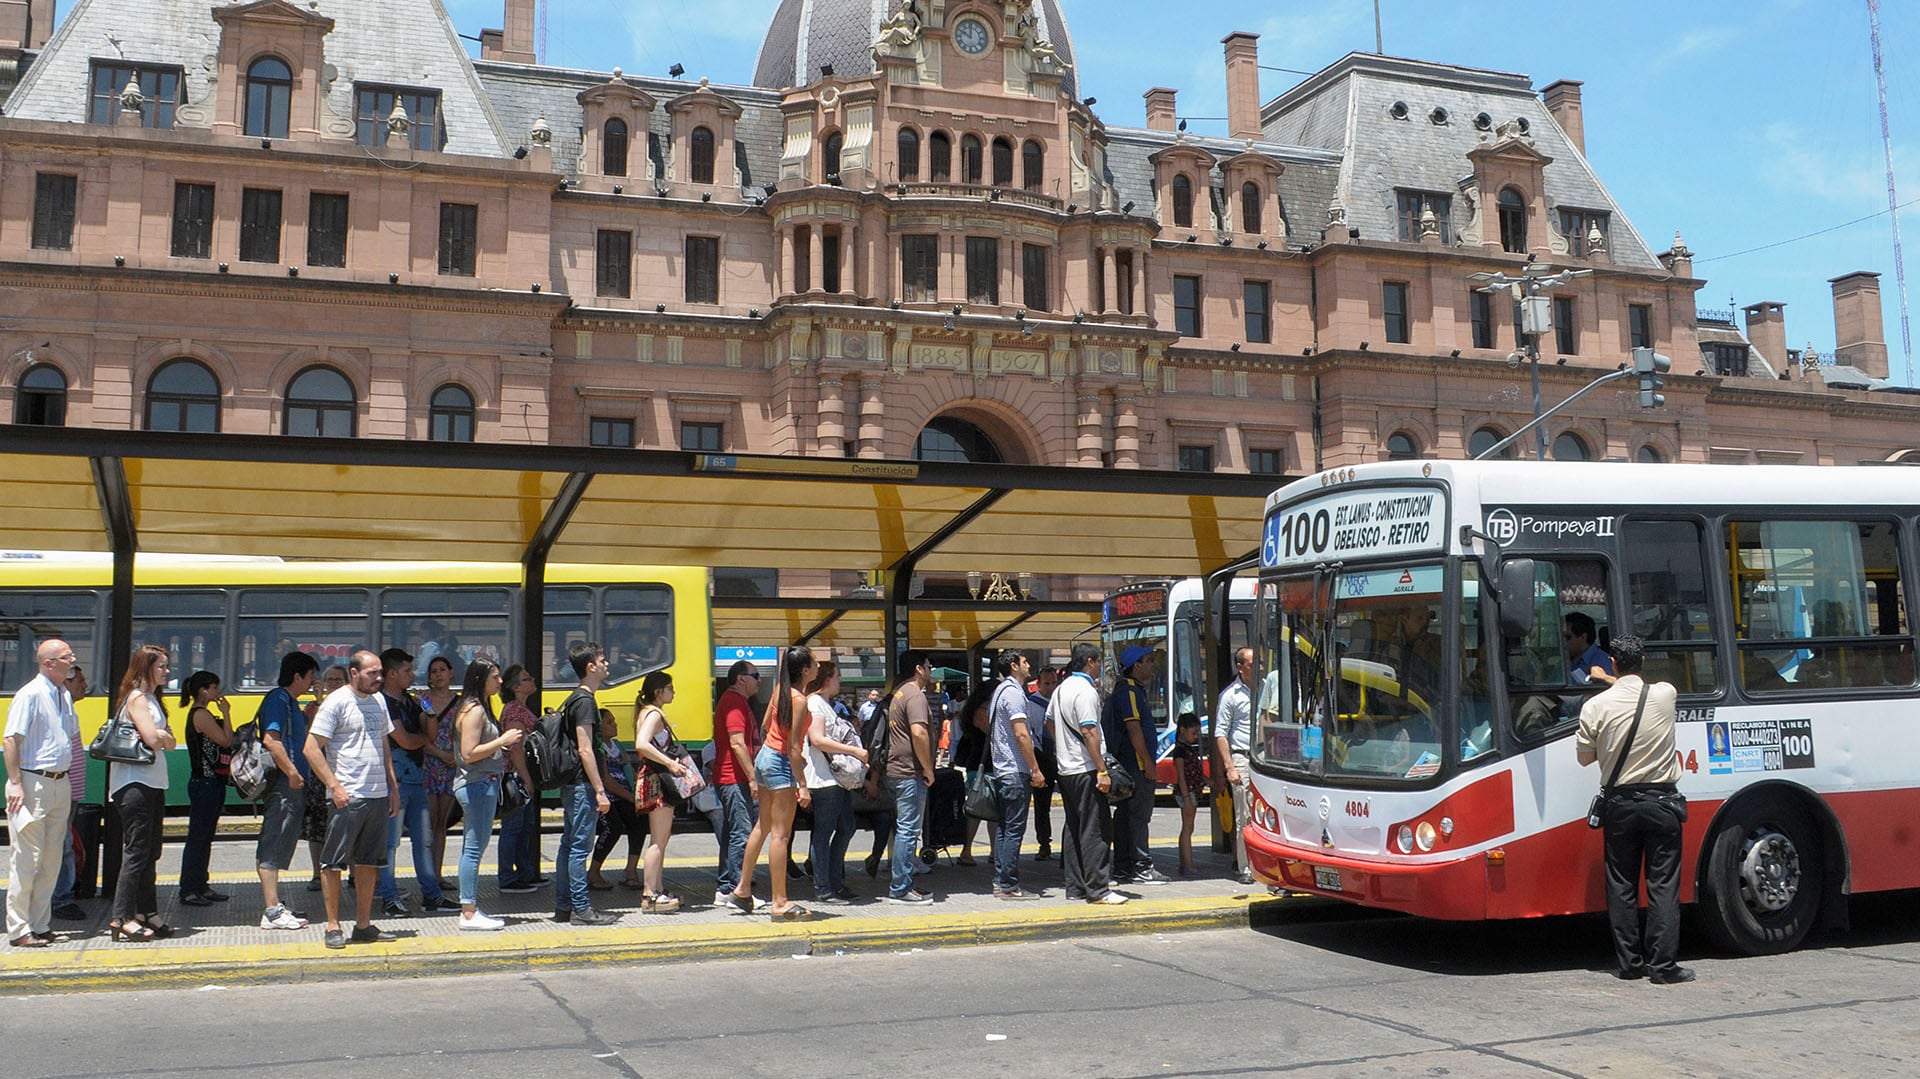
[862,688,897,772]
[227,722,272,801]
[524,692,586,790]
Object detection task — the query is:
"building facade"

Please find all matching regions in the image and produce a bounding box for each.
[1,0,1914,483]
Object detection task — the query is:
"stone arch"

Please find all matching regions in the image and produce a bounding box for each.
[1551,423,1601,462]
[1375,410,1436,458]
[2,342,82,389]
[130,338,242,400]
[895,393,1046,466]
[263,347,369,399]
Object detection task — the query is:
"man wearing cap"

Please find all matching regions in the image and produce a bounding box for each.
[1103,644,1167,886]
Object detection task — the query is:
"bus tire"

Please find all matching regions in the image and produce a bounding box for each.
[1699,793,1823,956]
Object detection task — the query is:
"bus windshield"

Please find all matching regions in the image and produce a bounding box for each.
[1104,618,1170,729]
[1256,563,1464,783]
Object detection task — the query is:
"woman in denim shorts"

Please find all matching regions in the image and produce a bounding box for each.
[723,646,816,920]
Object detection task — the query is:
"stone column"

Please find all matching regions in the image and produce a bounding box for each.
[779,228,796,297]
[1113,391,1140,469]
[808,227,824,295]
[1101,248,1118,314]
[818,375,847,455]
[1076,389,1105,466]
[859,375,887,458]
[840,224,857,296]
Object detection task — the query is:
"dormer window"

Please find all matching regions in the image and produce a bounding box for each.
[602,119,630,176]
[1241,182,1262,234]
[691,126,716,184]
[1559,208,1610,257]
[244,56,292,139]
[1498,187,1527,253]
[1172,174,1194,228]
[354,85,443,150]
[89,62,183,128]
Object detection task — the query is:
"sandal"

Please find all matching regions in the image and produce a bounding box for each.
[587,879,614,892]
[724,891,755,914]
[640,893,681,914]
[180,892,212,907]
[955,856,977,867]
[109,921,156,943]
[769,905,812,921]
[142,918,176,939]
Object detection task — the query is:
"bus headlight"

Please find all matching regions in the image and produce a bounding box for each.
[1396,824,1415,854]
[1415,821,1438,852]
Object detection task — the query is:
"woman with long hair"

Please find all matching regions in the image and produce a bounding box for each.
[496,663,544,894]
[629,671,689,912]
[420,655,459,894]
[802,661,867,903]
[724,646,815,919]
[449,659,521,931]
[953,677,997,866]
[177,669,232,906]
[108,644,178,942]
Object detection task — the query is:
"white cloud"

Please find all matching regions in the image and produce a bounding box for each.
[1755,120,1918,206]
[1655,26,1738,67]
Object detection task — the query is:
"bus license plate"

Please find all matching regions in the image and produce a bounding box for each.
[1312,866,1342,892]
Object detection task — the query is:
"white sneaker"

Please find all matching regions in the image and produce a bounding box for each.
[260,905,308,930]
[1090,892,1129,905]
[458,911,505,932]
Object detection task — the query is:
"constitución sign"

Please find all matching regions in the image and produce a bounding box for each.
[1263,486,1449,571]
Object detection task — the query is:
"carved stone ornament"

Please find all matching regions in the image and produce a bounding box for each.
[1418,204,1440,237]
[876,0,922,51]
[1586,221,1607,253]
[530,115,553,145]
[119,76,145,114]
[1670,230,1691,258]
[1327,201,1347,226]
[386,99,412,136]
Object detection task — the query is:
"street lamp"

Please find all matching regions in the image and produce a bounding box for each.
[1468,264,1592,458]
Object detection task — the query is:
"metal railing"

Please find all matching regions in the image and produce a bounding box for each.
[891,182,1063,212]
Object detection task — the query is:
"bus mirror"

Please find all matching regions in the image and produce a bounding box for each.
[1498,559,1536,638]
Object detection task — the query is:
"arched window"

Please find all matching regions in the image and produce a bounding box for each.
[1469,426,1514,459]
[13,364,66,426]
[429,383,474,442]
[1172,174,1194,228]
[603,118,629,177]
[1241,182,1262,233]
[1498,187,1528,254]
[914,416,1005,464]
[1636,444,1664,463]
[691,125,716,185]
[991,137,1013,187]
[1386,432,1419,460]
[244,56,292,139]
[1021,140,1043,192]
[820,130,842,182]
[960,134,983,185]
[283,365,356,438]
[898,127,921,182]
[144,358,221,433]
[1552,432,1590,461]
[929,130,952,182]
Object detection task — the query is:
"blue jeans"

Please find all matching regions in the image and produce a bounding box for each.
[378,780,443,904]
[990,770,1033,892]
[808,784,855,896]
[887,775,928,898]
[497,797,540,887]
[178,775,226,895]
[715,782,757,895]
[452,777,500,907]
[554,782,599,912]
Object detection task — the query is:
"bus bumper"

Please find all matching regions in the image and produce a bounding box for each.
[1244,827,1493,920]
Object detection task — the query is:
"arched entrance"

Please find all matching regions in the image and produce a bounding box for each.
[914,415,1005,463]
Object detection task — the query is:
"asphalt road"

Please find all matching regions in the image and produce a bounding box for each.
[8,893,1920,1078]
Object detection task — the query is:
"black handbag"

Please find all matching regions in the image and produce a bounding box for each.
[964,766,1001,822]
[88,703,156,766]
[495,770,530,819]
[1587,684,1648,829]
[1102,751,1136,803]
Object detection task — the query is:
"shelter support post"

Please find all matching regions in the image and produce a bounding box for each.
[882,488,1009,685]
[521,473,593,681]
[90,456,136,706]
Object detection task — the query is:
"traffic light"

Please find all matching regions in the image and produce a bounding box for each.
[1633,347,1670,408]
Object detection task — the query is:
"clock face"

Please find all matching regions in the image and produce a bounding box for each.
[953,17,991,56]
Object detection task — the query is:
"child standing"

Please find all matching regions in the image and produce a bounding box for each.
[1171,713,1208,878]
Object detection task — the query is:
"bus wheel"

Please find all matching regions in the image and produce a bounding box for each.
[1700,794,1822,956]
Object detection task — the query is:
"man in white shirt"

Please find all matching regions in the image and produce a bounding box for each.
[1050,642,1124,905]
[4,640,79,948]
[305,649,400,950]
[1214,647,1256,885]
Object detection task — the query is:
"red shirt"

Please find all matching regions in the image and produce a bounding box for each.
[712,688,758,786]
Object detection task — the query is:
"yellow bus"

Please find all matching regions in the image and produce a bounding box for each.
[0,555,712,806]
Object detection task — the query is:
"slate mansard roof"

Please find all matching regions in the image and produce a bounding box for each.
[3,0,512,157]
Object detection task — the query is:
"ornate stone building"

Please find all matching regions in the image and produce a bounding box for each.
[1,0,1912,478]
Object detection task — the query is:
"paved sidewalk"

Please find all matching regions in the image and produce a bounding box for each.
[1,803,1291,993]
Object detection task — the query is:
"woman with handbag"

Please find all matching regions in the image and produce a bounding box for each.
[108,644,178,942]
[420,655,460,894]
[496,664,543,894]
[630,672,690,913]
[178,670,233,906]
[725,646,816,920]
[449,659,522,931]
[802,661,868,903]
[952,679,995,867]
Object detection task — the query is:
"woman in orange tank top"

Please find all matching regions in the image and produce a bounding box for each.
[724,645,816,919]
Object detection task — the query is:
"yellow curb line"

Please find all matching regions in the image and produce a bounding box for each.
[0,894,1286,995]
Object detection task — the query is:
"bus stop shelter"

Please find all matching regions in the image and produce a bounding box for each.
[0,424,1275,686]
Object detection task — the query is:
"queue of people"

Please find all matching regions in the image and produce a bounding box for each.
[4,636,1234,951]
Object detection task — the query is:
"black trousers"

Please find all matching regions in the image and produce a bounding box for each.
[1030,745,1058,847]
[111,782,165,922]
[1602,786,1685,976]
[594,799,646,864]
[1057,772,1113,900]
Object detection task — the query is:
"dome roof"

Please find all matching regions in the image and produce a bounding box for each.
[753,0,1078,97]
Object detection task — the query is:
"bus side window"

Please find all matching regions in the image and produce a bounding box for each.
[1623,519,1719,695]
[1728,519,1912,694]
[1502,558,1609,741]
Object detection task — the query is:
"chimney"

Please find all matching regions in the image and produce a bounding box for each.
[1830,271,1889,379]
[500,0,536,65]
[1144,87,1177,132]
[479,28,504,61]
[1742,302,1788,371]
[1541,79,1584,155]
[1223,32,1261,141]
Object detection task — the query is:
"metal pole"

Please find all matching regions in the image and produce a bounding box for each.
[1474,368,1633,461]
[1528,336,1547,459]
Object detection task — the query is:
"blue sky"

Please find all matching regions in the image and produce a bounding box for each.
[443,0,1920,383]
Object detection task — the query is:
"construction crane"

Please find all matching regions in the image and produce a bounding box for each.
[1868,0,1912,384]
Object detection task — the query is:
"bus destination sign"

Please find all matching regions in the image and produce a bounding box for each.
[1106,587,1169,622]
[1263,486,1448,571]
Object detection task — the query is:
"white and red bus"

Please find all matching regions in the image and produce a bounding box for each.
[1240,460,1918,954]
[1100,577,1255,784]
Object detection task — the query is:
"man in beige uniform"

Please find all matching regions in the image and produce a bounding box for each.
[1576,635,1692,985]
